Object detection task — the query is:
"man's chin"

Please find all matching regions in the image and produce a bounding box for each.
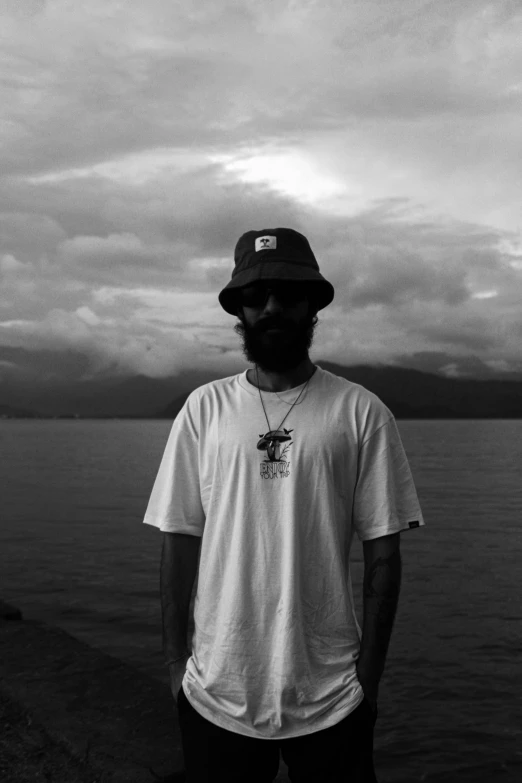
[241,332,313,370]
[261,329,290,340]
[249,352,307,372]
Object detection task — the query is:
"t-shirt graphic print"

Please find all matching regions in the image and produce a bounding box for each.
[258,427,293,477]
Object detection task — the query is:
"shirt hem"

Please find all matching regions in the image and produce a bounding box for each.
[358,517,425,541]
[142,517,203,535]
[181,684,366,740]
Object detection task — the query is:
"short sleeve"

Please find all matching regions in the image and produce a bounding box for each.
[352,416,425,541]
[142,407,205,535]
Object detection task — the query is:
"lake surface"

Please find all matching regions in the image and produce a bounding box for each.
[1,419,521,782]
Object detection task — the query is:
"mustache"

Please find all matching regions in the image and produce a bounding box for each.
[257,321,289,331]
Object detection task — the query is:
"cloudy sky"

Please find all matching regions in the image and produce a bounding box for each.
[1,0,522,398]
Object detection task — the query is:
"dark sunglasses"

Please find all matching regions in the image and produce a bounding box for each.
[239,283,310,309]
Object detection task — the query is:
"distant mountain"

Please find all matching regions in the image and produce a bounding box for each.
[0,371,215,418]
[154,361,522,420]
[156,390,196,420]
[1,361,522,419]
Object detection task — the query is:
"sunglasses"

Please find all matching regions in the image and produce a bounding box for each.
[239,283,310,309]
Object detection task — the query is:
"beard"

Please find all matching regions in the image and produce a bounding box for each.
[233,308,319,373]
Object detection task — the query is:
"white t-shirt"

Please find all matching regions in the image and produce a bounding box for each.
[143,365,425,739]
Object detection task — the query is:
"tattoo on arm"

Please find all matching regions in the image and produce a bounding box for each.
[358,546,402,676]
[363,549,402,623]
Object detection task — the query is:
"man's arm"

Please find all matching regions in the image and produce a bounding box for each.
[357,532,402,697]
[160,532,201,662]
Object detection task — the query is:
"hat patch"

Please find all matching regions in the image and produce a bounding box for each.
[255,235,277,252]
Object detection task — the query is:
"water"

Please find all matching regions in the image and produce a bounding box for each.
[1,419,521,781]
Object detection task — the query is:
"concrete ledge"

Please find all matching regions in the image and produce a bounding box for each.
[0,610,185,782]
[1,686,106,782]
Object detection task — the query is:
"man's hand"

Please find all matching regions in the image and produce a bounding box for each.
[169,653,190,706]
[356,663,379,718]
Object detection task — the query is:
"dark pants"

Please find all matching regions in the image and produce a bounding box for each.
[177,687,378,782]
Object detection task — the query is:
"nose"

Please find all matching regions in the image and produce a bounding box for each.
[262,292,285,313]
[259,294,288,326]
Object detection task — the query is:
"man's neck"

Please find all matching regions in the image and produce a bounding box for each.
[247,359,316,392]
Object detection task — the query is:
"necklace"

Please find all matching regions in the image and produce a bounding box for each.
[255,364,317,435]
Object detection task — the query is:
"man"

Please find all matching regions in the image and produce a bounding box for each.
[143,227,425,782]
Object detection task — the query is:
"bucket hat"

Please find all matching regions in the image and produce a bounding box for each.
[218,227,335,316]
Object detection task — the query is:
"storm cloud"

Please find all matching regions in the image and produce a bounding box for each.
[1,0,521,393]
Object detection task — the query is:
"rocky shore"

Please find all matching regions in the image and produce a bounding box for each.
[0,599,187,782]
[0,600,292,782]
